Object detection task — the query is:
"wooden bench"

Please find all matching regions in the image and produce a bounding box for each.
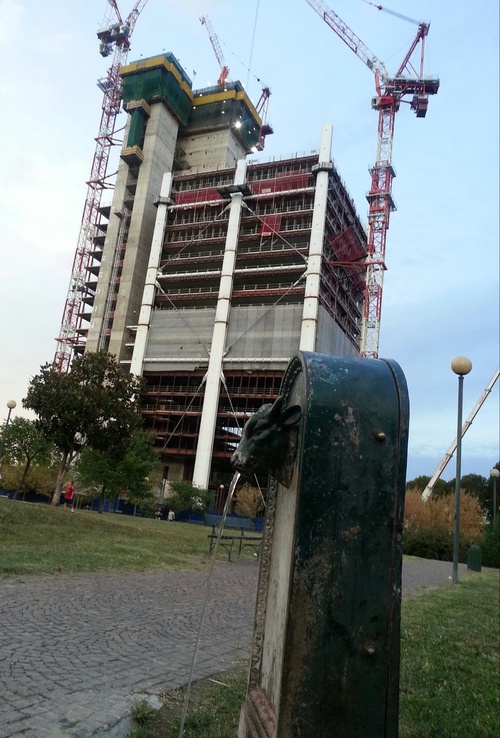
[204,513,263,561]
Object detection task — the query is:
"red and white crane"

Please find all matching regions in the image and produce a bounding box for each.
[200,15,273,152]
[305,0,439,358]
[54,1,149,373]
[254,86,273,151]
[200,15,230,86]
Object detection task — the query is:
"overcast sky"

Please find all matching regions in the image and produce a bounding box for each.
[0,0,498,483]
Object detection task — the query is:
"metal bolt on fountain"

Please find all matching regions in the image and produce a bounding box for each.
[232,351,409,738]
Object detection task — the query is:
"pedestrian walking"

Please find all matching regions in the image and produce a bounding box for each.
[63,480,75,511]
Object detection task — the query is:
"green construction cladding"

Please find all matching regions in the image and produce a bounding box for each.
[120,54,262,152]
[190,82,262,150]
[120,53,194,126]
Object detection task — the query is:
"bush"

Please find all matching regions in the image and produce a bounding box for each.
[480,517,500,568]
[403,490,485,562]
[402,527,469,562]
[233,484,264,518]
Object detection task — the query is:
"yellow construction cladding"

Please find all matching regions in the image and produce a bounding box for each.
[120,55,194,102]
[124,98,151,117]
[193,89,262,126]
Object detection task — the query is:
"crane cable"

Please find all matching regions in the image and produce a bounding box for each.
[361,0,419,26]
[154,202,233,353]
[217,3,269,91]
[153,280,212,356]
[162,201,231,264]
[246,0,260,90]
[224,272,307,356]
[160,378,206,451]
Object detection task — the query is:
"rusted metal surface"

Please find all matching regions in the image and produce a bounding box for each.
[237,351,409,737]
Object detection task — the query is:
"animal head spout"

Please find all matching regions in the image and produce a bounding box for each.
[231,396,302,487]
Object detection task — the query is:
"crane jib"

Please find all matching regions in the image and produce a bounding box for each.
[305,0,439,359]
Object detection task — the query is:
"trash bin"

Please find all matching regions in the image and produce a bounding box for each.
[467,543,482,572]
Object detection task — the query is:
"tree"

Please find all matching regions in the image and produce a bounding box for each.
[450,474,492,511]
[406,475,432,491]
[166,480,210,518]
[76,430,156,513]
[2,417,54,499]
[23,352,144,505]
[0,461,59,500]
[406,475,451,498]
[447,473,487,497]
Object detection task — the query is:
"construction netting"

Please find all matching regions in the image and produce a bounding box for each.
[190,83,261,151]
[144,304,304,371]
[121,55,193,126]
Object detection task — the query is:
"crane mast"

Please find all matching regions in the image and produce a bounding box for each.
[54,1,149,373]
[254,86,273,151]
[305,0,439,358]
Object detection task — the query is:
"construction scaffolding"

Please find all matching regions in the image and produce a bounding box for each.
[139,154,366,482]
[76,47,368,488]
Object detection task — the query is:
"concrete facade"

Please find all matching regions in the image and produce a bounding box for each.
[79,52,367,493]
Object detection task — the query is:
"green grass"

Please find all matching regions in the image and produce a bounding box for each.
[127,572,499,738]
[2,498,498,737]
[0,498,256,577]
[399,572,500,737]
[129,668,248,738]
[174,669,247,738]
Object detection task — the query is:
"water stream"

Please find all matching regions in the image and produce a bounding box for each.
[178,470,241,737]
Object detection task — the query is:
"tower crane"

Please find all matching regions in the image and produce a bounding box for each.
[200,15,273,152]
[254,86,273,151]
[305,0,439,358]
[54,1,149,373]
[200,16,230,86]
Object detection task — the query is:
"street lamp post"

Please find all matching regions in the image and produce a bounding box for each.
[490,468,500,527]
[451,357,472,585]
[0,400,17,478]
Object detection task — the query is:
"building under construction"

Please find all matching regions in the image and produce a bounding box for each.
[80,52,367,491]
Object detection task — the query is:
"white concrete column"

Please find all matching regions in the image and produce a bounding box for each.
[192,159,247,489]
[299,124,333,351]
[130,172,172,376]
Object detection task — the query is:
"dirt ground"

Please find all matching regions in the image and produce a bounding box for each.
[132,665,247,737]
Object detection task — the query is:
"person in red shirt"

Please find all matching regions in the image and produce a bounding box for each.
[63,481,75,511]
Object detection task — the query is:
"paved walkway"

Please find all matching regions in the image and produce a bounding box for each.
[0,558,471,738]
